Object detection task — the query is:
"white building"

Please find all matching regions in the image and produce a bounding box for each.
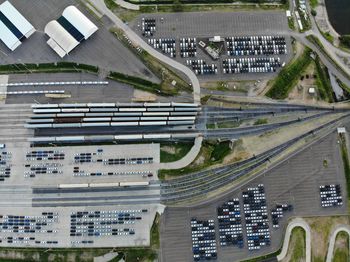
[0,1,35,51]
[45,5,98,58]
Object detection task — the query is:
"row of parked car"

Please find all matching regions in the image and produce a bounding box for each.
[186,60,218,75]
[226,35,287,56]
[180,38,197,58]
[72,166,152,177]
[222,57,282,74]
[0,149,11,181]
[217,199,243,248]
[242,184,271,250]
[26,150,65,161]
[141,18,156,37]
[191,218,217,261]
[148,38,176,57]
[271,204,293,228]
[70,209,147,237]
[0,212,58,236]
[320,184,343,208]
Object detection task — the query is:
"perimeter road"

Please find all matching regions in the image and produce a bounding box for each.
[277,217,311,262]
[88,0,201,104]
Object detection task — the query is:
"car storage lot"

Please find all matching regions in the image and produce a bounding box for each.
[0,205,160,248]
[131,11,292,81]
[160,131,348,262]
[0,0,157,82]
[0,143,160,186]
[0,142,162,248]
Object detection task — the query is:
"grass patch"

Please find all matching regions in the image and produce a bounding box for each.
[309,0,318,8]
[266,48,312,99]
[218,121,241,128]
[110,28,191,96]
[158,140,232,179]
[288,17,295,30]
[108,71,163,95]
[307,35,350,80]
[254,118,268,125]
[322,31,334,43]
[314,56,334,102]
[290,227,306,262]
[333,231,349,262]
[150,212,160,249]
[339,133,350,199]
[0,247,156,262]
[160,142,194,163]
[0,62,99,75]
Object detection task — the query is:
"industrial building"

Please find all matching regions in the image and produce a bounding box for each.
[44,5,98,58]
[0,1,35,51]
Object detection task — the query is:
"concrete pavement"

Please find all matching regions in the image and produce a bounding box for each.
[277,217,311,262]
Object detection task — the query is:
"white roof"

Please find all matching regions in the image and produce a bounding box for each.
[62,6,98,40]
[44,20,79,57]
[0,1,35,38]
[0,19,21,51]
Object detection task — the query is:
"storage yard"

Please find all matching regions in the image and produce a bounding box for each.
[160,131,348,262]
[0,142,163,248]
[131,11,292,80]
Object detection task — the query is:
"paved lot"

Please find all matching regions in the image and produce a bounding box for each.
[160,131,348,262]
[1,143,160,186]
[0,0,157,82]
[0,142,162,247]
[131,11,292,81]
[0,205,161,248]
[132,11,289,38]
[3,72,195,104]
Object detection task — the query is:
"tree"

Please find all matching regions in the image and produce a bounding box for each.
[172,0,183,12]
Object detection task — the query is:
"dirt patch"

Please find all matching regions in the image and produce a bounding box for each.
[305,216,350,260]
[161,145,177,155]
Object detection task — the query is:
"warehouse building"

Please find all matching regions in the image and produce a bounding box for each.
[0,1,35,51]
[45,5,98,58]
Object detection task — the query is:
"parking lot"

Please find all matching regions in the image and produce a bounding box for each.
[0,143,160,186]
[160,130,348,261]
[0,0,157,82]
[0,141,163,248]
[131,11,292,81]
[0,205,161,248]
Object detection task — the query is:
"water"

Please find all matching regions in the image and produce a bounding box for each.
[325,0,350,35]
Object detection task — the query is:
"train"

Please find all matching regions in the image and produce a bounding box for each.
[31,102,199,109]
[58,181,150,189]
[28,132,200,143]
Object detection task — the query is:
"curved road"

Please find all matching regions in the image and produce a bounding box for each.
[277,217,311,262]
[277,218,350,262]
[158,136,203,170]
[89,0,201,104]
[325,224,350,262]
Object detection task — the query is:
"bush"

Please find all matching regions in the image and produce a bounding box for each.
[311,9,317,16]
[266,48,312,99]
[339,35,350,49]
